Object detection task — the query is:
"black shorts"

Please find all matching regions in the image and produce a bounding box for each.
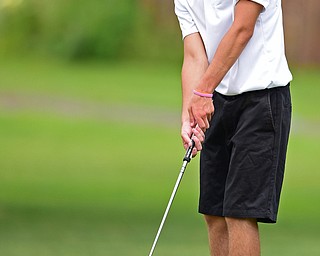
[199,85,292,223]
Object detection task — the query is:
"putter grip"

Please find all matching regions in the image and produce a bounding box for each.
[183,139,195,162]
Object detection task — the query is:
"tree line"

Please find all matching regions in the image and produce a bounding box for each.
[0,0,318,64]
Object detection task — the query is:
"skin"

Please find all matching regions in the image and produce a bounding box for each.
[180,0,263,255]
[205,216,260,256]
[182,0,263,155]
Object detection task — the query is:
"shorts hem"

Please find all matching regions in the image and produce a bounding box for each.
[199,207,277,224]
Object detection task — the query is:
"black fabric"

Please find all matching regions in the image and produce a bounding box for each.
[199,85,292,223]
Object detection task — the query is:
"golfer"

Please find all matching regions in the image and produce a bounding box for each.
[175,0,292,255]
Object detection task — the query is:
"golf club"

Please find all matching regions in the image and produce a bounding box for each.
[148,139,195,256]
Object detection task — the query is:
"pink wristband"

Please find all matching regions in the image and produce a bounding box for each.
[193,89,213,98]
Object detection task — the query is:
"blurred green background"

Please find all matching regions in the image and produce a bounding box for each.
[0,0,319,255]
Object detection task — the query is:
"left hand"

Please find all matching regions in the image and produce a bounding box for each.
[188,94,214,132]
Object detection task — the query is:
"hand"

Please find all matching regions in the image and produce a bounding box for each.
[188,94,214,131]
[181,121,206,158]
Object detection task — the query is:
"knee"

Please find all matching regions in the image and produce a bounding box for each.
[204,215,227,230]
[225,217,258,230]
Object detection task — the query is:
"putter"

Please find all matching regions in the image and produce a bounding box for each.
[148,139,195,256]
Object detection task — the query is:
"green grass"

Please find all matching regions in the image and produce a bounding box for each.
[0,57,182,109]
[0,58,319,255]
[290,67,320,121]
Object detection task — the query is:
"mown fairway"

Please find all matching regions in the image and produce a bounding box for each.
[0,58,319,255]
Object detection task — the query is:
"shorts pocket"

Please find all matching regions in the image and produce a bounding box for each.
[282,85,292,109]
[266,91,276,131]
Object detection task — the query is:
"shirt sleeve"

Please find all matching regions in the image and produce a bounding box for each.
[174,0,199,39]
[240,0,270,10]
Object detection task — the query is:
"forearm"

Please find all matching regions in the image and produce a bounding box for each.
[196,25,252,93]
[179,33,210,154]
[181,57,208,123]
[195,1,263,94]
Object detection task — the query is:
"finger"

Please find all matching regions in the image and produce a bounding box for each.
[193,128,205,144]
[192,147,198,157]
[199,112,210,129]
[194,116,206,131]
[191,132,202,153]
[192,127,205,144]
[198,127,206,138]
[195,125,205,137]
[207,111,213,123]
[181,132,192,150]
[207,102,215,122]
[204,117,210,129]
[188,108,195,127]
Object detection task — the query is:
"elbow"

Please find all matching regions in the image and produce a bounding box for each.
[184,53,208,68]
[194,56,209,68]
[234,24,255,46]
[182,54,208,78]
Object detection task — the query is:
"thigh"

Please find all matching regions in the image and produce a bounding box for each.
[199,93,230,216]
[223,86,292,223]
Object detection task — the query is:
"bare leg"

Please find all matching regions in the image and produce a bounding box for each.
[225,217,260,256]
[204,215,229,256]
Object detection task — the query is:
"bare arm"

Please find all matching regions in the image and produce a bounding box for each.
[181,33,209,154]
[189,0,264,130]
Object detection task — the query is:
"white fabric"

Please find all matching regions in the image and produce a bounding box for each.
[174,0,292,95]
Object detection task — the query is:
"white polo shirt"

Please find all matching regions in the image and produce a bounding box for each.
[174,0,292,95]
